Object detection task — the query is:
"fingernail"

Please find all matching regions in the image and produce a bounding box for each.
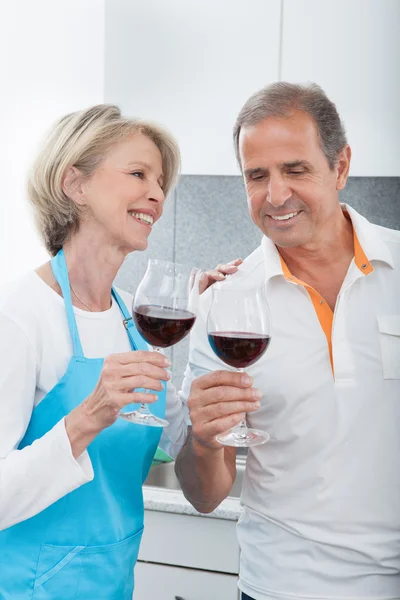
[166,372,171,380]
[218,273,225,279]
[254,401,261,408]
[253,389,262,400]
[164,358,171,367]
[242,375,252,385]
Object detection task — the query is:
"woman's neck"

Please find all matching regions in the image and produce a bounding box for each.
[61,232,129,312]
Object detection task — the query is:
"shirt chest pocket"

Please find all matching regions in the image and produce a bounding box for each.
[377,315,400,379]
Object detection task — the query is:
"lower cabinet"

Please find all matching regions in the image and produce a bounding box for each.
[134,561,239,600]
[134,509,241,599]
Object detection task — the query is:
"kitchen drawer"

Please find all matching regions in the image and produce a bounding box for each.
[134,561,239,600]
[138,510,239,574]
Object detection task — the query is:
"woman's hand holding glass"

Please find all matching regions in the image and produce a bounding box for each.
[65,350,170,457]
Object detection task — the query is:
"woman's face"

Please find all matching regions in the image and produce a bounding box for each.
[80,133,165,254]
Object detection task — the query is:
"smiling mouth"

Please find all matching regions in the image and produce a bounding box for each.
[269,211,299,222]
[128,211,154,226]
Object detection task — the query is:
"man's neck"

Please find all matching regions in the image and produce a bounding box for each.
[277,211,354,310]
[278,211,354,278]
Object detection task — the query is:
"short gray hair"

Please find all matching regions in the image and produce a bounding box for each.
[28,104,181,256]
[233,82,347,170]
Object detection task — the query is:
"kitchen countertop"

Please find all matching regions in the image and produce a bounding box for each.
[143,485,242,521]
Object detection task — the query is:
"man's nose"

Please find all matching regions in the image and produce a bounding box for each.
[266,175,291,208]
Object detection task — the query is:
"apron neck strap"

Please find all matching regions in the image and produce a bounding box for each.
[111,288,149,352]
[51,249,84,358]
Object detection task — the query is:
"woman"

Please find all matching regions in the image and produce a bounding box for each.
[0,105,240,599]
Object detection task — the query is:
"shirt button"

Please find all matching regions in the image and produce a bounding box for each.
[319,300,323,304]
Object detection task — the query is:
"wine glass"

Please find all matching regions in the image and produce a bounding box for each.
[119,259,200,427]
[207,284,271,447]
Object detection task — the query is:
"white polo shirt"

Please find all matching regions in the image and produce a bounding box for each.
[181,205,400,600]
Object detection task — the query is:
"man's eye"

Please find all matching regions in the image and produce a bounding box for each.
[288,170,304,175]
[251,174,266,181]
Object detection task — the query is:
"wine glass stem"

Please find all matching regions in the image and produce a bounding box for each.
[139,347,163,413]
[232,368,248,437]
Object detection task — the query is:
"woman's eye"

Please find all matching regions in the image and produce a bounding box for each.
[131,171,144,179]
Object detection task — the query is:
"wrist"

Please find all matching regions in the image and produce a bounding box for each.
[65,405,102,459]
[190,433,224,458]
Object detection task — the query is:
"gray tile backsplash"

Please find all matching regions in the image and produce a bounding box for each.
[115,175,400,391]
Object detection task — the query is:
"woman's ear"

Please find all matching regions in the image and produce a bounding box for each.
[336,145,351,191]
[62,166,86,206]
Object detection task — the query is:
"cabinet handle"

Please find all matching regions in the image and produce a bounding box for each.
[175,597,185,599]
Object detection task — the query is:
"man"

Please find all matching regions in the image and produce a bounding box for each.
[175,82,400,600]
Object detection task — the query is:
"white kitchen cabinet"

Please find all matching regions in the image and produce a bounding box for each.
[136,509,240,599]
[105,0,281,175]
[134,562,239,600]
[281,0,400,176]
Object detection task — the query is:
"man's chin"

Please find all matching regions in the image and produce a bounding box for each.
[264,230,307,249]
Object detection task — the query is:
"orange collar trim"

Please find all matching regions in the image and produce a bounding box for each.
[279,227,373,281]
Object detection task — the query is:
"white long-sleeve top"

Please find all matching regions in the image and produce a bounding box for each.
[0,270,188,531]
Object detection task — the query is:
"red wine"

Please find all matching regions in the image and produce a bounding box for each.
[133,305,196,348]
[208,331,270,369]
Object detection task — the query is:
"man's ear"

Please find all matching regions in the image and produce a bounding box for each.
[62,166,86,206]
[336,145,351,191]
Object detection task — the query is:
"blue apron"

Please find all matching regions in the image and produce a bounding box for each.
[0,249,166,599]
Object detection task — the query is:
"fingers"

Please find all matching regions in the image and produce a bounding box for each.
[192,369,253,393]
[112,351,170,367]
[118,374,165,393]
[193,412,245,441]
[117,362,170,381]
[117,391,159,406]
[199,258,243,293]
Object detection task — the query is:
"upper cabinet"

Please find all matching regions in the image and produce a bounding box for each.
[105,0,399,177]
[105,0,281,175]
[281,0,400,176]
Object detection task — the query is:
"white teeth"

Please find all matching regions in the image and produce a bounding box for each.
[129,211,154,225]
[271,212,298,221]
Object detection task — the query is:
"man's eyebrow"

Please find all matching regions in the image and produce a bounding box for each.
[244,167,269,178]
[281,160,312,169]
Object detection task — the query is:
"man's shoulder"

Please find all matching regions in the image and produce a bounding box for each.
[227,245,265,285]
[373,223,400,245]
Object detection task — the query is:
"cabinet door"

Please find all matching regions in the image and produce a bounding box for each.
[139,510,239,574]
[105,0,281,175]
[134,561,239,600]
[281,0,400,176]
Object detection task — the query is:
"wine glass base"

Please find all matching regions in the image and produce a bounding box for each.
[119,411,169,428]
[216,428,270,447]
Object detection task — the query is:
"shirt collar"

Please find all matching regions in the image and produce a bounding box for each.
[343,203,394,269]
[260,203,394,283]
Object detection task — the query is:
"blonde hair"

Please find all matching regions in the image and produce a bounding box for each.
[28,104,181,255]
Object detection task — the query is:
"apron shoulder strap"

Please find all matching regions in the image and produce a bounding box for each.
[51,249,84,358]
[111,288,149,352]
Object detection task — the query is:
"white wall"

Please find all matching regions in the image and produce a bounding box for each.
[0,1,105,283]
[281,0,400,177]
[104,0,281,175]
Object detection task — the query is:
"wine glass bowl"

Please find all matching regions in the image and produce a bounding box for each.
[119,259,200,428]
[207,284,271,447]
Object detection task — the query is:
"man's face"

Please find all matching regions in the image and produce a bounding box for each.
[239,111,349,249]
